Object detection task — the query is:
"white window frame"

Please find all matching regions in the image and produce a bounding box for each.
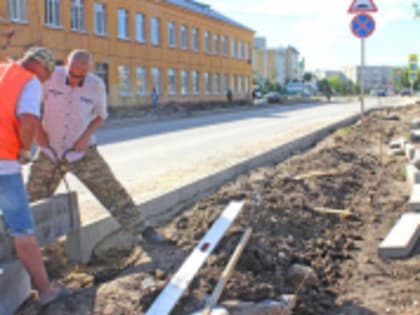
[192,70,200,95]
[45,0,61,27]
[135,13,145,42]
[94,3,106,35]
[223,74,228,94]
[181,25,188,49]
[245,42,249,60]
[168,21,176,47]
[192,28,199,52]
[118,65,131,97]
[245,76,249,93]
[213,33,219,55]
[181,70,188,95]
[238,76,243,93]
[71,0,85,31]
[213,73,219,95]
[136,67,147,96]
[204,31,210,54]
[151,17,160,45]
[204,72,211,95]
[222,36,228,56]
[8,0,27,22]
[231,38,236,58]
[152,67,161,94]
[168,69,177,95]
[117,8,129,39]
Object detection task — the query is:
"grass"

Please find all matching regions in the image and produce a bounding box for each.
[336,126,352,138]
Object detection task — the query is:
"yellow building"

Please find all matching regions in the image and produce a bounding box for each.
[0,0,254,107]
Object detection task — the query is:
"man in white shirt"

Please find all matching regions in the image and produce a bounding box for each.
[27,49,162,244]
[0,47,74,306]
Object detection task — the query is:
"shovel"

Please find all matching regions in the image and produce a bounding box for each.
[190,228,253,315]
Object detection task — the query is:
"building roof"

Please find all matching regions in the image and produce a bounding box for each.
[165,0,254,32]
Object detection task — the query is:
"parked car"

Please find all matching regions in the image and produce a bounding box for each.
[263,91,283,103]
[400,88,412,96]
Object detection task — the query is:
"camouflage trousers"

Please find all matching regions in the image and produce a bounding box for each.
[26,147,141,234]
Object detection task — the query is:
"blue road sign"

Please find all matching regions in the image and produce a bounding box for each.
[351,14,376,38]
[410,73,417,80]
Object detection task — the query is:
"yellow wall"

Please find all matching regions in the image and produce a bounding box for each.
[0,0,254,107]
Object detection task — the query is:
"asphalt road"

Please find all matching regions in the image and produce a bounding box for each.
[45,97,415,223]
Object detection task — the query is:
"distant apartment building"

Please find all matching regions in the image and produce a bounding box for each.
[253,37,267,50]
[253,46,286,85]
[1,0,254,107]
[284,46,300,82]
[342,65,394,90]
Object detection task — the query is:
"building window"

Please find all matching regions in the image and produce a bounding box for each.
[192,28,199,51]
[118,65,131,97]
[192,70,200,95]
[181,25,188,49]
[117,8,129,39]
[71,0,84,31]
[231,38,236,58]
[204,31,210,54]
[245,76,249,93]
[136,67,147,96]
[94,3,106,35]
[238,76,243,93]
[213,73,219,95]
[204,72,211,95]
[223,74,228,93]
[181,70,188,95]
[231,74,237,93]
[168,69,177,95]
[96,63,109,93]
[238,41,243,59]
[8,0,27,22]
[213,34,219,55]
[151,17,160,45]
[245,42,249,60]
[45,0,60,26]
[168,21,176,47]
[222,36,228,56]
[135,13,145,42]
[152,67,161,94]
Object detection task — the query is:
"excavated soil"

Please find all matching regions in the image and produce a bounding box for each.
[17,105,419,315]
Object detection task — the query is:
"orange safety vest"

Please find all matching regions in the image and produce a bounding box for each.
[0,62,35,160]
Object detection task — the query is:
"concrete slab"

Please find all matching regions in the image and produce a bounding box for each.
[0,193,80,261]
[411,119,420,130]
[405,143,415,161]
[378,212,420,258]
[0,261,31,315]
[409,184,420,212]
[410,129,420,142]
[389,138,406,150]
[406,164,420,190]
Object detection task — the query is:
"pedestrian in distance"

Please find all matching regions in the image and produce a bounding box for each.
[226,89,233,104]
[26,49,163,244]
[0,47,75,305]
[151,87,159,107]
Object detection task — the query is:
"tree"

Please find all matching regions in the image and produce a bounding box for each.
[303,72,313,82]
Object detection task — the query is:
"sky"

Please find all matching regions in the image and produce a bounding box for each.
[204,0,419,71]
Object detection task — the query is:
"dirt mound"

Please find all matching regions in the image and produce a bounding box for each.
[17,106,419,315]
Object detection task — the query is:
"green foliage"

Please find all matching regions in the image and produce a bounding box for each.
[336,126,352,137]
[393,68,420,90]
[303,72,313,82]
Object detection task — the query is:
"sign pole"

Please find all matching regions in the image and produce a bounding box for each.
[360,38,365,119]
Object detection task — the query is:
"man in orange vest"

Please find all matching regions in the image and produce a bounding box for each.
[0,47,74,305]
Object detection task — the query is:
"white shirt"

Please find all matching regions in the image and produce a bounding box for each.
[41,66,108,162]
[0,77,42,175]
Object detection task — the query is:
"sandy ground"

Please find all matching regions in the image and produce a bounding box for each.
[17,105,419,315]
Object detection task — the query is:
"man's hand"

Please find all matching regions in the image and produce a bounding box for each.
[18,149,32,164]
[73,135,90,152]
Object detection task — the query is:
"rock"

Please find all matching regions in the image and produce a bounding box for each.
[288,264,318,287]
[92,229,136,261]
[224,296,296,315]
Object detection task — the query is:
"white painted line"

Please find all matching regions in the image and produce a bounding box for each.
[145,201,244,315]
